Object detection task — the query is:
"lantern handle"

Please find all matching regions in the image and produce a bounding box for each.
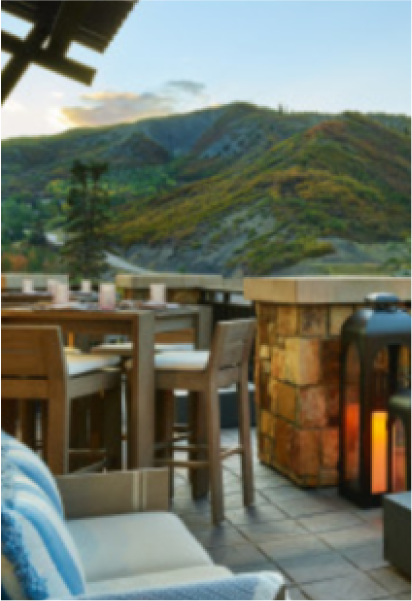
[365,292,399,310]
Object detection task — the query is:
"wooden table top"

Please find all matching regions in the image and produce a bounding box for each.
[2,291,53,301]
[2,304,198,318]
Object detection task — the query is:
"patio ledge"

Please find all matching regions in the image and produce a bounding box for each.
[244,276,411,304]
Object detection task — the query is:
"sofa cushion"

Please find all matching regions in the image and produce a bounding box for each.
[2,433,64,518]
[75,572,287,600]
[86,565,232,596]
[68,513,213,584]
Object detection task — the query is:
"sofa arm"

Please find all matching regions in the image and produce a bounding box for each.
[56,469,169,519]
[74,572,288,600]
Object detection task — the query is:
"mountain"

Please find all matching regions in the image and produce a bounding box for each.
[2,103,410,276]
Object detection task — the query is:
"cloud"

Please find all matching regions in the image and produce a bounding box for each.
[166,80,206,96]
[59,80,208,129]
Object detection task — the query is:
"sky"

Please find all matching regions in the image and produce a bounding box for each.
[1,0,411,140]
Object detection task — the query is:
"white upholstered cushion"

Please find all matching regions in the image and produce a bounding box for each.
[92,342,194,355]
[92,342,132,355]
[64,347,82,355]
[155,351,209,371]
[66,354,120,377]
[68,512,213,584]
[86,565,232,595]
[155,343,194,352]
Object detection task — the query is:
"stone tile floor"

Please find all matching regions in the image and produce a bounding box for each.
[171,429,411,600]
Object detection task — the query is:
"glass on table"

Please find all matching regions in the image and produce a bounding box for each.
[81,280,92,293]
[99,283,116,310]
[54,283,70,304]
[22,279,34,294]
[149,284,166,304]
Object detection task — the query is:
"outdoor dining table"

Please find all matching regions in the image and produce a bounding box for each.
[1,304,211,471]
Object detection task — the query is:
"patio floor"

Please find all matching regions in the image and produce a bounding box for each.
[171,429,411,600]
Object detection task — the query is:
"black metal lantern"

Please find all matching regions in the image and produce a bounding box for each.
[339,292,411,508]
[388,389,411,493]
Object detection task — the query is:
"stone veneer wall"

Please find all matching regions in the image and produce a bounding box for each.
[255,302,357,487]
[256,303,355,487]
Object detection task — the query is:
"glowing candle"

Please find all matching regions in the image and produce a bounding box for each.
[371,411,388,494]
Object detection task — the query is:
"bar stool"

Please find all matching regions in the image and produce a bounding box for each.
[1,326,122,474]
[154,319,256,525]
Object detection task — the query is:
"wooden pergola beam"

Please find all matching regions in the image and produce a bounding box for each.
[1,23,49,104]
[47,1,92,56]
[2,30,95,103]
[1,0,137,103]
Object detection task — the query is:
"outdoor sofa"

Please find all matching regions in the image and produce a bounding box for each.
[1,431,288,600]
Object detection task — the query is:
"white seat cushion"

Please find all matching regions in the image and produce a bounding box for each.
[66,354,120,377]
[155,343,194,352]
[68,512,213,584]
[155,351,209,371]
[93,342,194,356]
[64,347,82,355]
[86,565,232,595]
[92,342,132,355]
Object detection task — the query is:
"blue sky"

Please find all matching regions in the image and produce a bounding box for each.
[1,0,411,140]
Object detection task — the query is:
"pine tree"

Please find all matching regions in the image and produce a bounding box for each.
[61,160,112,281]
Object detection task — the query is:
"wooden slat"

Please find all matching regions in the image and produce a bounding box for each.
[218,340,245,369]
[2,326,62,376]
[1,30,95,86]
[1,379,49,399]
[220,445,242,460]
[154,458,209,469]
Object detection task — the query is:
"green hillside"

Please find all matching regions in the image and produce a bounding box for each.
[2,103,410,275]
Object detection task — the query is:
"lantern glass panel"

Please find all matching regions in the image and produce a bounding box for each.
[391,418,407,493]
[373,348,389,406]
[344,344,361,488]
[371,348,390,494]
[398,345,411,389]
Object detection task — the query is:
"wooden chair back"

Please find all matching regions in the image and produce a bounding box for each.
[207,319,256,376]
[2,326,67,398]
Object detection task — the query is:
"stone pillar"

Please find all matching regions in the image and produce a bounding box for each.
[245,277,411,488]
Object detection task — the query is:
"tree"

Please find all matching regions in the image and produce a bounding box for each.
[61,160,112,281]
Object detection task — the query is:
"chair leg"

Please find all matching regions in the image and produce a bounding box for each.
[46,395,69,475]
[70,397,89,451]
[104,385,122,470]
[190,392,209,500]
[155,389,175,498]
[206,385,224,525]
[237,373,254,507]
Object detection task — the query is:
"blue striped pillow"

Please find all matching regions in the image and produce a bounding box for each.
[1,432,64,517]
[2,449,86,598]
